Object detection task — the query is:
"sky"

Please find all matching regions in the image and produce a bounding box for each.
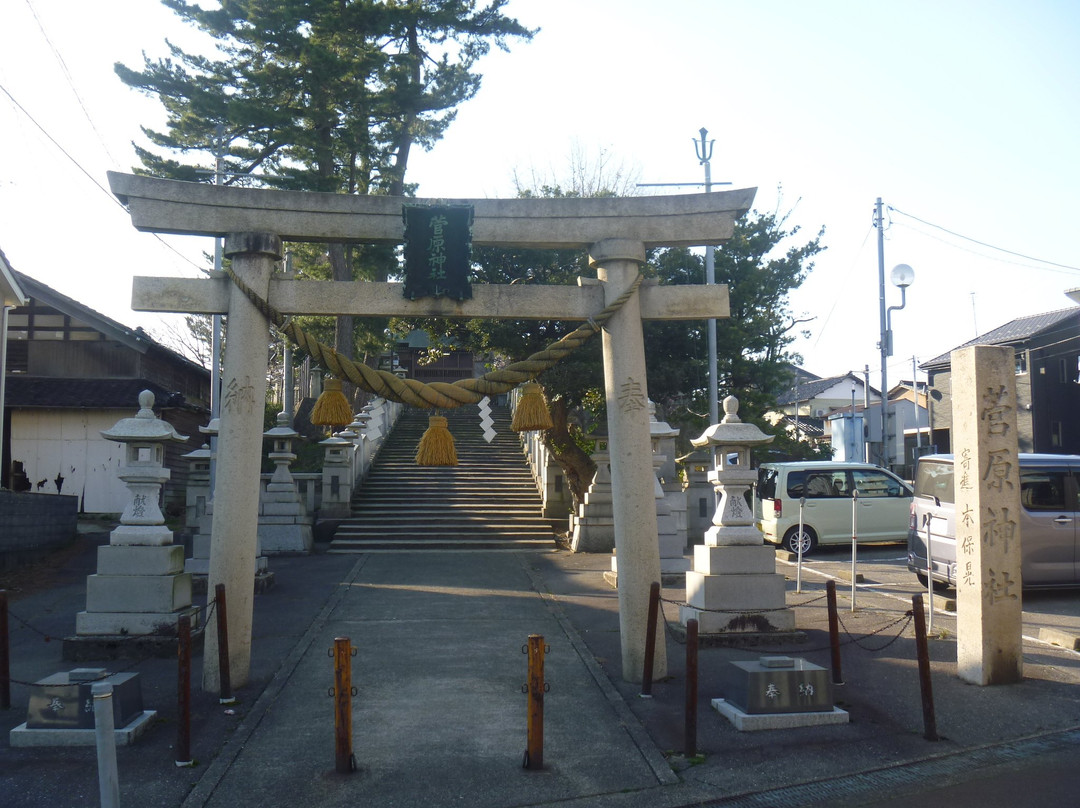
[2,0,1080,396]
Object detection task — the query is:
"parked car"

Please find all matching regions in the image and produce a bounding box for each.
[907,453,1080,589]
[755,462,913,554]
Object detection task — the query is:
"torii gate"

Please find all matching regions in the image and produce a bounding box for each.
[108,172,755,688]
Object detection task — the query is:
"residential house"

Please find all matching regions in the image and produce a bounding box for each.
[770,367,880,450]
[2,269,211,515]
[921,306,1080,455]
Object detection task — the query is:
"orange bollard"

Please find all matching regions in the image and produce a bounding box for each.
[524,634,546,769]
[333,637,355,774]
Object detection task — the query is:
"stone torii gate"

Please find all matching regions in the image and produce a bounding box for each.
[108,172,755,689]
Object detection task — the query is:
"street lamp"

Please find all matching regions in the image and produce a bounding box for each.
[878,260,914,470]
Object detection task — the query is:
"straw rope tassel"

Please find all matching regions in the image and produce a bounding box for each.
[511,382,553,432]
[416,415,457,466]
[310,378,353,429]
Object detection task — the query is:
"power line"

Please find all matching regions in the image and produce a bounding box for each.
[23,0,118,165]
[0,81,205,272]
[888,205,1080,274]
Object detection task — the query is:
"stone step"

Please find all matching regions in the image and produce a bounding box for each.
[330,403,555,553]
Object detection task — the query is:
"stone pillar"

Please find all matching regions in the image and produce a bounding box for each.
[204,232,281,692]
[953,345,1023,685]
[680,449,714,546]
[591,238,666,682]
[319,434,353,519]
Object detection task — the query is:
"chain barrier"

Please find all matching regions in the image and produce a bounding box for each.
[656,590,914,655]
[2,590,220,689]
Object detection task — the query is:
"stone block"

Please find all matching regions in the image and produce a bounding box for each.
[719,657,833,714]
[681,604,795,633]
[25,671,143,730]
[693,544,777,575]
[685,570,786,610]
[712,699,848,731]
[75,606,198,636]
[704,524,764,547]
[85,573,192,614]
[108,524,175,547]
[258,523,313,554]
[95,544,185,576]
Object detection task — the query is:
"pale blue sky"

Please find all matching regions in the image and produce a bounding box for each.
[2,0,1078,392]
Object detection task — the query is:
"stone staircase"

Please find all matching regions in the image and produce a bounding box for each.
[329,404,558,552]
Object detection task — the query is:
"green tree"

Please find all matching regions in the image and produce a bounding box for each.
[116,0,533,362]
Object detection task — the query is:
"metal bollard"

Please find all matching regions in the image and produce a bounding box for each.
[641,582,660,697]
[523,634,547,769]
[850,490,859,611]
[1,590,9,710]
[176,615,193,767]
[93,682,120,808]
[215,584,235,704]
[684,619,698,757]
[826,580,844,685]
[332,637,356,774]
[912,594,939,741]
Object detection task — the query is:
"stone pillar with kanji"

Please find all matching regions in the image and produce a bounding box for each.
[952,344,1023,685]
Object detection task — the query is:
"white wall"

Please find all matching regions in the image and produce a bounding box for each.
[11,409,129,513]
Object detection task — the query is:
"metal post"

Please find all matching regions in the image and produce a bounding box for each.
[176,615,193,767]
[826,581,843,684]
[796,498,806,592]
[333,636,355,774]
[214,584,234,704]
[524,634,545,770]
[0,590,9,710]
[697,128,719,425]
[912,594,939,741]
[684,618,698,757]
[93,682,120,808]
[925,515,935,635]
[850,490,859,611]
[641,582,660,697]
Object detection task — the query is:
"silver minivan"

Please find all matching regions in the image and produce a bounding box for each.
[906,453,1080,588]
[756,462,913,554]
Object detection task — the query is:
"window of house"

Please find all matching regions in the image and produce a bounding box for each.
[1015,351,1027,375]
[1051,421,1064,447]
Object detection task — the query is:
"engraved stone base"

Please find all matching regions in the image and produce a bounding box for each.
[712,699,848,731]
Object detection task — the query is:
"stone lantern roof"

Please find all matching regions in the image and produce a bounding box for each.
[100,389,188,443]
[691,395,773,449]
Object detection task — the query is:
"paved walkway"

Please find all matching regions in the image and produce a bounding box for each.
[5,534,1080,807]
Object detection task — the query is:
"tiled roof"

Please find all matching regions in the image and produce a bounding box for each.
[776,372,878,405]
[5,377,195,410]
[923,308,1080,368]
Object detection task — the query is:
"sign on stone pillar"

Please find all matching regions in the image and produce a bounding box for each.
[952,344,1023,685]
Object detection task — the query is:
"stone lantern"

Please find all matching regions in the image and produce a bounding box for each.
[75,390,195,638]
[259,412,313,554]
[680,396,794,634]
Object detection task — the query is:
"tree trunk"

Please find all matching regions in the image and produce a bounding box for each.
[541,397,596,512]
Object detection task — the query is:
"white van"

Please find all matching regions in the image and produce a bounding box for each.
[907,453,1080,588]
[755,462,913,554]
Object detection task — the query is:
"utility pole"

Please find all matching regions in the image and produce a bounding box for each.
[875,198,888,468]
[208,125,226,501]
[638,128,731,425]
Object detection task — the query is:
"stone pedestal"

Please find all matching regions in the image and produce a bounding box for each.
[680,450,714,546]
[571,441,616,552]
[681,396,794,634]
[75,391,196,639]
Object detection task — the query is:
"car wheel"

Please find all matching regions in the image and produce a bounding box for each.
[783,525,817,555]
